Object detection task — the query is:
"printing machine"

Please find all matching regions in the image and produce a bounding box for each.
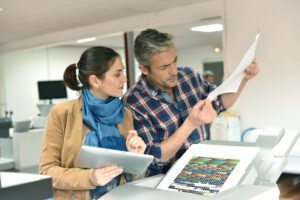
[102,127,299,200]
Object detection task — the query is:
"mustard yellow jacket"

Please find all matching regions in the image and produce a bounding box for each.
[39,98,134,200]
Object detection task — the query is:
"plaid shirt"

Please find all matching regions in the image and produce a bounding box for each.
[122,67,224,176]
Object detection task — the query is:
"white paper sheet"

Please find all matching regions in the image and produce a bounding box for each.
[157,144,259,197]
[208,26,261,101]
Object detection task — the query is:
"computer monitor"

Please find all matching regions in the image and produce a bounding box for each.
[37,80,67,103]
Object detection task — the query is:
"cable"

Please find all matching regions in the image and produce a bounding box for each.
[241,127,256,142]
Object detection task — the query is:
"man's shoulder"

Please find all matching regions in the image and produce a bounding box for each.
[178,67,199,79]
[123,83,148,106]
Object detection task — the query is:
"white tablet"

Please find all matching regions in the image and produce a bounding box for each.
[74,145,154,174]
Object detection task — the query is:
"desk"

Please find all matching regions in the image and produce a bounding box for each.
[0,157,14,171]
[0,172,52,200]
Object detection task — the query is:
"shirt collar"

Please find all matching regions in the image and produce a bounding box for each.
[139,71,183,98]
[140,74,161,98]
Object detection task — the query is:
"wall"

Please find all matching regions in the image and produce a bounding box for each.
[224,0,300,153]
[0,55,5,117]
[2,48,47,121]
[177,45,223,73]
[224,0,300,130]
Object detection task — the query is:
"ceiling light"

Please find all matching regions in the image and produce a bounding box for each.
[0,8,4,12]
[213,47,221,53]
[76,37,96,43]
[190,24,223,32]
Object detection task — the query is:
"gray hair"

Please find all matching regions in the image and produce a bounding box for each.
[134,29,175,68]
[203,70,215,77]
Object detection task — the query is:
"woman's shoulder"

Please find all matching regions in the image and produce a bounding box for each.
[50,98,81,115]
[123,107,133,120]
[117,106,134,136]
[124,107,131,115]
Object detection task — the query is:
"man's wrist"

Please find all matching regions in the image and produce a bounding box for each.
[183,118,198,132]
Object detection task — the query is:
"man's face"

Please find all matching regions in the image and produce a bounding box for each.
[140,48,178,90]
[206,75,214,84]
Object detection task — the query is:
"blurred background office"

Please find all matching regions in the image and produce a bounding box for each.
[0,0,299,198]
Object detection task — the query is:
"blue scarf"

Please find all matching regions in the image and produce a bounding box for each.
[81,89,127,198]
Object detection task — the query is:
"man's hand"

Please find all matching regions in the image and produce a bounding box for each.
[244,59,260,81]
[186,99,217,128]
[160,100,216,162]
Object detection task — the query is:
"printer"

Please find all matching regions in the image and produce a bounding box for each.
[102,127,299,200]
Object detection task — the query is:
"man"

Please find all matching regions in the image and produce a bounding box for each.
[202,70,215,85]
[123,29,259,176]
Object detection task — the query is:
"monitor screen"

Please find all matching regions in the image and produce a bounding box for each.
[37,80,67,100]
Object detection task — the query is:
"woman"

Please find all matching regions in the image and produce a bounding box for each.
[39,46,146,199]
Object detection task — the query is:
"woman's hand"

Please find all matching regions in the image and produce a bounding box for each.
[89,165,123,186]
[126,130,146,154]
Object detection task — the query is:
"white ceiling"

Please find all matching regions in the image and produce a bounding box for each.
[63,18,223,50]
[0,0,222,51]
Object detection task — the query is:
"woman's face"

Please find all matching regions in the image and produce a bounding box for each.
[90,57,127,99]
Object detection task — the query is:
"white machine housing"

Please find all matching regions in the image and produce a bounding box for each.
[102,127,299,200]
